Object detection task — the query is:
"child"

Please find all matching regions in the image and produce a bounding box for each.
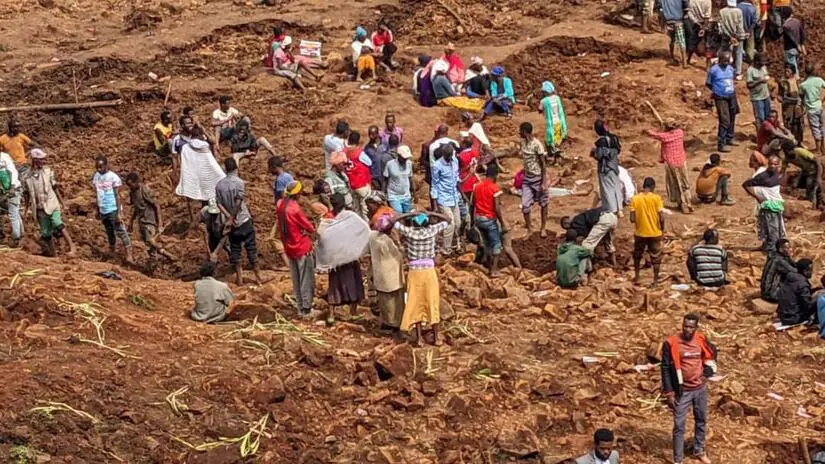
[125,172,176,266]
[92,156,133,263]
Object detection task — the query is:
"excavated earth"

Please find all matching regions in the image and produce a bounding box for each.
[0,0,824,463]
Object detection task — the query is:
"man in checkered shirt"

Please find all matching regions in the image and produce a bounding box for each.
[648,120,695,214]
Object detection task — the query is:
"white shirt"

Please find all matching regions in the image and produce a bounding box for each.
[351,39,373,63]
[428,137,459,167]
[212,107,241,130]
[618,166,636,203]
[468,122,491,147]
[323,134,346,170]
[0,152,20,188]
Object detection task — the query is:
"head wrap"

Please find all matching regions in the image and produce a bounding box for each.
[432,59,449,74]
[354,26,368,40]
[30,148,47,160]
[726,0,736,6]
[418,55,432,67]
[491,66,504,77]
[411,213,429,226]
[470,56,483,66]
[281,36,293,48]
[542,81,555,94]
[594,119,609,137]
[329,151,347,166]
[375,214,394,233]
[397,145,413,159]
[285,180,302,196]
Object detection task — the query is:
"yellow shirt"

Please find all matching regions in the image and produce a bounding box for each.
[153,122,173,151]
[630,192,664,238]
[0,133,32,164]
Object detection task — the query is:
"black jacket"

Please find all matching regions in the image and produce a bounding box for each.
[661,335,718,398]
[760,251,796,302]
[777,270,815,325]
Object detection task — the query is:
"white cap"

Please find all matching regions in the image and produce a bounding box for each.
[397,145,412,159]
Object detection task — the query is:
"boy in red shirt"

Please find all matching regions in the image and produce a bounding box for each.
[344,131,373,220]
[471,163,507,276]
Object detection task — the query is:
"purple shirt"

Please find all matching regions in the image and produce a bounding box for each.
[379,127,404,147]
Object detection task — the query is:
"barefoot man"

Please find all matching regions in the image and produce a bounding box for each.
[519,122,548,237]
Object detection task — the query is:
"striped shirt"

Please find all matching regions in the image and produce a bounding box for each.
[688,244,727,286]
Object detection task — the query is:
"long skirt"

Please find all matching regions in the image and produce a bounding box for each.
[598,171,622,214]
[377,289,405,328]
[326,260,364,306]
[665,164,694,207]
[758,209,785,251]
[400,268,440,331]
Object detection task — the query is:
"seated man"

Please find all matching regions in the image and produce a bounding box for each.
[576,428,620,464]
[687,228,728,288]
[556,229,593,289]
[695,153,735,205]
[756,109,794,154]
[229,120,277,163]
[780,140,822,203]
[560,207,617,267]
[152,110,173,162]
[191,261,235,323]
[777,258,816,326]
[760,238,795,302]
[211,95,249,153]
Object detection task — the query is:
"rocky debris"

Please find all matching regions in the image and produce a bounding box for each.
[374,343,414,380]
[123,8,162,32]
[496,426,541,459]
[253,374,286,405]
[749,297,778,315]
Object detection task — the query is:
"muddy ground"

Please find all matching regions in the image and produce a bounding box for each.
[1,0,825,463]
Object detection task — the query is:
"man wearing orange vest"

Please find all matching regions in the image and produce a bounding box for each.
[661,313,718,464]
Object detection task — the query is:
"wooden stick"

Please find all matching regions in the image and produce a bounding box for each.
[644,100,664,127]
[72,68,79,104]
[432,0,468,30]
[0,99,123,113]
[799,438,811,464]
[164,79,173,106]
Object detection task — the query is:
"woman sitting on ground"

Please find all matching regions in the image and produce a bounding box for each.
[352,26,376,82]
[485,66,515,119]
[371,20,398,71]
[441,43,466,90]
[272,36,323,91]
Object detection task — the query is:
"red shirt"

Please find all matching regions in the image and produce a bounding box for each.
[472,179,501,220]
[675,335,705,390]
[649,129,686,168]
[458,147,480,194]
[756,119,777,152]
[345,146,372,190]
[276,198,315,260]
[371,30,393,48]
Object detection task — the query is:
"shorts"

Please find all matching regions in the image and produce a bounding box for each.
[667,21,686,49]
[808,110,823,141]
[633,235,663,264]
[139,223,157,243]
[357,55,376,73]
[37,210,64,239]
[521,175,548,214]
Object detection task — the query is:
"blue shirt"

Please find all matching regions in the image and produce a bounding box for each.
[430,157,460,208]
[92,170,122,215]
[661,0,685,21]
[273,171,294,201]
[490,77,515,103]
[364,143,387,180]
[706,64,735,98]
[738,1,759,32]
[817,293,825,339]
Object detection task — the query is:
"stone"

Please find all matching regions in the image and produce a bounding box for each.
[420,380,439,397]
[504,285,531,307]
[253,374,286,405]
[374,343,414,379]
[759,403,783,426]
[749,298,777,315]
[496,427,540,459]
[465,287,482,308]
[609,390,631,407]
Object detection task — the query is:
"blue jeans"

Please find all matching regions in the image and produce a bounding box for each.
[752,98,771,129]
[388,197,411,213]
[474,216,502,255]
[784,48,799,76]
[733,44,744,76]
[484,98,512,116]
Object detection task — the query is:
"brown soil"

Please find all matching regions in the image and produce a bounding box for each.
[1,0,825,463]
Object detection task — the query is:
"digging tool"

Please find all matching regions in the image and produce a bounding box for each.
[800,438,812,464]
[644,100,665,127]
[164,79,173,106]
[0,99,123,113]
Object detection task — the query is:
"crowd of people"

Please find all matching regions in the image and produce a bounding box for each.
[1,1,825,462]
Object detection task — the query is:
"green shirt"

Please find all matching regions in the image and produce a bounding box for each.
[555,242,592,288]
[746,66,770,101]
[784,147,818,174]
[800,76,825,113]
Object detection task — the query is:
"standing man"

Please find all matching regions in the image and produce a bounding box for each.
[519,122,549,237]
[383,145,414,213]
[0,149,22,247]
[718,0,746,79]
[277,181,317,317]
[125,172,176,266]
[661,0,687,68]
[215,158,263,286]
[427,124,460,170]
[575,429,620,464]
[800,63,825,154]
[647,120,694,214]
[267,156,293,266]
[742,155,784,252]
[364,126,387,187]
[782,9,806,77]
[323,120,349,170]
[630,177,665,286]
[685,0,712,67]
[325,152,354,209]
[92,156,133,263]
[687,228,728,288]
[695,153,735,205]
[430,144,462,255]
[746,53,772,129]
[662,313,717,464]
[706,51,738,153]
[21,149,75,256]
[738,0,759,63]
[379,113,403,146]
[471,163,507,276]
